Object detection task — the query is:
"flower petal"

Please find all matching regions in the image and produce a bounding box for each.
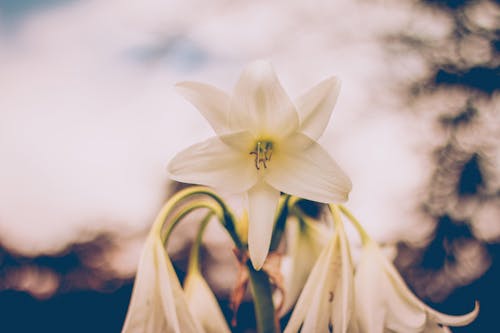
[184,272,231,333]
[122,234,200,333]
[280,217,330,315]
[158,239,202,333]
[121,236,172,333]
[230,60,299,138]
[176,81,230,135]
[332,221,355,333]
[247,180,281,270]
[284,237,333,333]
[356,241,426,333]
[266,133,352,203]
[285,221,354,333]
[426,301,479,327]
[381,248,479,328]
[167,133,257,193]
[295,77,341,141]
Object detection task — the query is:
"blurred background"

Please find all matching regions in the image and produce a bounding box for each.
[0,0,498,332]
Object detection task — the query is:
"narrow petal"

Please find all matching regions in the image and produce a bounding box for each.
[285,223,354,333]
[247,180,281,270]
[284,238,334,333]
[121,237,172,333]
[184,272,231,333]
[295,77,341,141]
[230,60,299,138]
[280,217,330,315]
[122,234,200,333]
[300,230,348,333]
[266,133,352,203]
[332,221,355,333]
[358,241,426,332]
[176,81,230,135]
[167,133,257,193]
[354,247,388,333]
[157,239,201,333]
[382,251,479,328]
[425,301,479,327]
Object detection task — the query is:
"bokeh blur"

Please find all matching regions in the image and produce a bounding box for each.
[0,0,498,332]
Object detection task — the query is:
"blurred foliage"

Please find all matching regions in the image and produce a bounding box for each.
[391,0,499,332]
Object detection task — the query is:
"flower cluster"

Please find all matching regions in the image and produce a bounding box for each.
[282,205,479,333]
[121,62,479,333]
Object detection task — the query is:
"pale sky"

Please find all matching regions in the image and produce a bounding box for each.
[0,0,463,279]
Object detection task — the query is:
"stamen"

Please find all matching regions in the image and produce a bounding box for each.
[249,141,273,170]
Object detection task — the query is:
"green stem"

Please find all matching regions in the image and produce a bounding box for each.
[163,200,220,244]
[186,212,213,275]
[247,263,279,333]
[149,186,242,249]
[337,204,371,245]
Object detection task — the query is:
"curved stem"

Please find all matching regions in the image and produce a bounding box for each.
[163,200,220,244]
[337,204,371,245]
[149,186,242,249]
[187,212,213,275]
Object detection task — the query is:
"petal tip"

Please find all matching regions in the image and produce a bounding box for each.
[248,245,268,271]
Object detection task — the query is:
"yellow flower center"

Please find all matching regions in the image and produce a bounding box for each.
[250,140,273,170]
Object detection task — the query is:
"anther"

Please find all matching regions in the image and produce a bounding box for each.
[250,141,273,170]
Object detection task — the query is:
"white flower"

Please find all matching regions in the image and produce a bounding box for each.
[353,240,479,333]
[121,231,202,333]
[279,215,330,315]
[284,218,354,333]
[168,60,352,269]
[184,270,231,333]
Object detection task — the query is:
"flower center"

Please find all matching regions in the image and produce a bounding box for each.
[250,140,273,170]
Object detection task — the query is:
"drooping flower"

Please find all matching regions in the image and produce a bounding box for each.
[279,215,331,315]
[353,239,479,333]
[168,60,352,269]
[283,216,354,333]
[121,231,202,333]
[183,270,231,333]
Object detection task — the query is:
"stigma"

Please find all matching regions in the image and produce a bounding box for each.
[250,141,273,170]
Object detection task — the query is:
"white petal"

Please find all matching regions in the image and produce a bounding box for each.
[184,272,231,333]
[167,134,257,193]
[280,217,330,315]
[266,133,352,203]
[284,238,334,333]
[353,244,388,333]
[247,180,281,270]
[355,241,426,333]
[121,236,172,333]
[295,77,341,141]
[381,247,479,328]
[176,81,230,135]
[122,235,200,333]
[332,222,355,333]
[157,239,202,333]
[230,60,299,138]
[426,301,479,327]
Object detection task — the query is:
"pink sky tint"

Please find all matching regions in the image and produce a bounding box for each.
[0,0,455,278]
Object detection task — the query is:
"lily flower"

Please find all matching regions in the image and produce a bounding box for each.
[121,231,202,333]
[168,60,352,269]
[284,215,354,333]
[279,215,330,315]
[353,239,479,333]
[183,270,231,333]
